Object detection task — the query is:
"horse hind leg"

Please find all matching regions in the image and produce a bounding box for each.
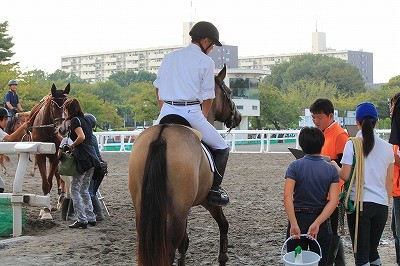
[204,205,229,266]
[177,228,189,266]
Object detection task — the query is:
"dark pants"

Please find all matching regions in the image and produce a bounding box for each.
[330,207,346,265]
[286,211,331,266]
[347,202,388,266]
[392,197,400,265]
[88,167,105,197]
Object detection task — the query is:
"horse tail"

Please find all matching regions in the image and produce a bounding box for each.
[138,124,169,266]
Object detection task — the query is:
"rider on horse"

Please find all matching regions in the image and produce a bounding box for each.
[4,79,24,132]
[154,21,230,207]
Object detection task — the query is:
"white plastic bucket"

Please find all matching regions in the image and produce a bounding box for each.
[281,234,322,266]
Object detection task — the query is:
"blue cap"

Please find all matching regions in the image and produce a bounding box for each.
[355,102,378,123]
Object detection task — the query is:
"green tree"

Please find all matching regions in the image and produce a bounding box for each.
[253,83,300,129]
[265,53,365,95]
[0,21,15,62]
[109,70,156,87]
[130,85,159,126]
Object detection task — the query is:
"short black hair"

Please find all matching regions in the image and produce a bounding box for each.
[299,127,325,154]
[310,98,334,116]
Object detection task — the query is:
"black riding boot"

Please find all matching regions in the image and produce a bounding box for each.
[91,196,105,221]
[207,148,230,207]
[61,198,70,221]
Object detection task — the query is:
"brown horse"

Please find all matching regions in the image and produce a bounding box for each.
[128,65,241,266]
[30,83,69,219]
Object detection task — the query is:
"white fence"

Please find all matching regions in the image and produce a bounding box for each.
[94,129,392,154]
[0,142,56,237]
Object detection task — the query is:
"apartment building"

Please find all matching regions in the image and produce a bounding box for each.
[238,31,373,84]
[61,44,238,83]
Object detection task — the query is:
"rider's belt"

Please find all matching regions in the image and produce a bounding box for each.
[165,100,200,106]
[294,207,323,214]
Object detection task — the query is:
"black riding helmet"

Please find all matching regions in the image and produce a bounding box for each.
[84,113,97,129]
[0,107,10,119]
[189,21,222,46]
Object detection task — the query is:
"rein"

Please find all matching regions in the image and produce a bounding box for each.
[214,77,235,131]
[28,96,66,133]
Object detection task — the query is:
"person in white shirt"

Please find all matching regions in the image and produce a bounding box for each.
[332,102,394,266]
[0,107,29,192]
[153,21,229,206]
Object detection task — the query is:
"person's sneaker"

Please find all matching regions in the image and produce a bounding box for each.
[69,221,87,229]
[207,187,229,207]
[88,220,97,226]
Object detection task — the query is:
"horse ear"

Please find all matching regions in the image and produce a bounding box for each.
[216,64,227,81]
[64,83,71,95]
[51,84,57,95]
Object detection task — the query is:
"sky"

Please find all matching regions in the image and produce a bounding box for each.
[1,0,399,83]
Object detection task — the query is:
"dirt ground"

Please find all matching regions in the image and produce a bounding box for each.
[0,149,397,265]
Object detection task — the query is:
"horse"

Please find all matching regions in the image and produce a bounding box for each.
[128,64,242,266]
[29,83,69,219]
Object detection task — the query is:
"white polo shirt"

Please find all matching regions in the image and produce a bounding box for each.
[153,43,215,103]
[0,128,8,141]
[341,130,394,206]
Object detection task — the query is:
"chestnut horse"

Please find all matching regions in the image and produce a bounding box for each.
[128,65,241,266]
[29,83,69,219]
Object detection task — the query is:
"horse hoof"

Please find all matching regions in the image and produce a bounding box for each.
[41,212,53,220]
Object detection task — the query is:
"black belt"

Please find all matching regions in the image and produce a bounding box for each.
[164,100,200,106]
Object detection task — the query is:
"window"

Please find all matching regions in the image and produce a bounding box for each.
[252,106,258,110]
[237,105,244,110]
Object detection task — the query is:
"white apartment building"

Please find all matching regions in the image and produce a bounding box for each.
[238,32,373,84]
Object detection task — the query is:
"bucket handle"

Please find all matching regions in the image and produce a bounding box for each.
[281,234,322,259]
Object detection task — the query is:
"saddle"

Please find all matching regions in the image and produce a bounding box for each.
[159,114,215,172]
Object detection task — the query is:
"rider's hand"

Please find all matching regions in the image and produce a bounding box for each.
[21,121,29,129]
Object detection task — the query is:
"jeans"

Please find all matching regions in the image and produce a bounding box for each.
[347,202,388,266]
[392,197,400,265]
[286,211,331,266]
[71,167,96,223]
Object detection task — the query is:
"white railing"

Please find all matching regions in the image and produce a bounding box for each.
[0,142,56,237]
[94,129,392,154]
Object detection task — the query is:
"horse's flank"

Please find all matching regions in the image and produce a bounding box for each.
[128,124,213,265]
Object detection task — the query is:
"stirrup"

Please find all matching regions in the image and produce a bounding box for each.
[207,187,229,207]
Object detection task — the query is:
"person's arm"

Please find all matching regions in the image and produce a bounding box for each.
[283,178,301,239]
[16,103,23,112]
[5,102,13,110]
[330,161,352,181]
[387,163,394,202]
[307,182,339,238]
[394,153,400,168]
[71,127,85,149]
[154,88,163,109]
[202,99,213,118]
[3,121,28,141]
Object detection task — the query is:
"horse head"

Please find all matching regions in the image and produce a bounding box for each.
[50,83,70,135]
[212,64,242,130]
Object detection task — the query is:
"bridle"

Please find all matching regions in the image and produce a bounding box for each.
[29,95,67,137]
[214,77,236,131]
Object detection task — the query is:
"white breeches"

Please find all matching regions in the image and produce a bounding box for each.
[156,104,228,150]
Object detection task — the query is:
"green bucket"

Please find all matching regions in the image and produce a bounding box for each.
[0,197,26,237]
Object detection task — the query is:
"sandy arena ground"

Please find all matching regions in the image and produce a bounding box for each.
[0,145,396,265]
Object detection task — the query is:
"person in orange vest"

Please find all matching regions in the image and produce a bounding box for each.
[310,98,348,265]
[389,92,400,265]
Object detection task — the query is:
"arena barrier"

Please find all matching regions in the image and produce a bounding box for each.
[94,129,391,153]
[0,142,56,237]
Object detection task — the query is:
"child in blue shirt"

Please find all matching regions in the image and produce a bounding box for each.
[284,126,339,265]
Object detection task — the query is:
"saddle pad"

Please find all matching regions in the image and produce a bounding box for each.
[201,142,215,172]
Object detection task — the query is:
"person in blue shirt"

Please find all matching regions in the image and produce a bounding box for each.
[284,127,339,265]
[4,79,23,132]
